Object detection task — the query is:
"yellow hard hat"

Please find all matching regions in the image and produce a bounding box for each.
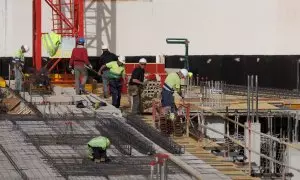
[188,72,193,78]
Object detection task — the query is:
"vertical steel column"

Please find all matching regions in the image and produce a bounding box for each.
[255,75,259,123]
[156,156,160,179]
[149,161,156,180]
[8,64,10,87]
[295,114,299,142]
[77,0,84,37]
[247,75,252,175]
[297,60,300,91]
[33,0,42,70]
[288,114,291,142]
[185,40,189,70]
[251,75,254,123]
[247,76,250,123]
[186,104,190,137]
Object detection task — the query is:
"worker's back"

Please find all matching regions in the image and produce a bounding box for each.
[164,72,181,91]
[70,47,89,68]
[87,136,110,150]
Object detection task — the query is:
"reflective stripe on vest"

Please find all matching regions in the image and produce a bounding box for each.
[42,32,61,57]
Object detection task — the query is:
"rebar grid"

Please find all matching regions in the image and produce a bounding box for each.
[96,117,156,155]
[47,156,185,177]
[126,115,185,154]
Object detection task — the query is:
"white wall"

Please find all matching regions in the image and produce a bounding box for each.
[288,144,300,180]
[205,117,225,139]
[1,0,300,57]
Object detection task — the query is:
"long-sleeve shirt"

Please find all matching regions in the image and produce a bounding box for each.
[69,47,90,68]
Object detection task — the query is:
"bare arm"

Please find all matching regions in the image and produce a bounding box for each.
[132,79,143,85]
[98,65,106,75]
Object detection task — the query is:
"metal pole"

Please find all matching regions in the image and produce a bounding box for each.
[255,75,259,123]
[288,114,291,142]
[160,160,164,180]
[297,60,300,91]
[8,63,11,88]
[247,75,250,123]
[247,75,252,175]
[270,114,274,173]
[185,41,189,70]
[251,75,254,123]
[156,156,160,179]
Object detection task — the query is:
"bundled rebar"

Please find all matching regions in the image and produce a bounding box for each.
[126,115,184,155]
[173,116,183,137]
[96,117,156,155]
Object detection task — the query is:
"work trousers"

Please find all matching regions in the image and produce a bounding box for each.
[161,88,176,113]
[74,66,88,95]
[14,66,23,92]
[109,79,122,108]
[102,70,110,97]
[88,145,107,161]
[128,85,142,114]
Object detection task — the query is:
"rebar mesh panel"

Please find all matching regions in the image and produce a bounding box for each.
[126,115,184,154]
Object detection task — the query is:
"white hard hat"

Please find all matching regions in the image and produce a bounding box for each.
[22,45,29,52]
[102,45,109,50]
[139,58,147,64]
[180,69,188,78]
[118,56,126,64]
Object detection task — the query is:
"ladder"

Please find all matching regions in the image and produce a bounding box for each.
[45,0,77,36]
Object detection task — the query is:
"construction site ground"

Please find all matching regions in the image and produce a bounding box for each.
[92,84,259,180]
[0,83,238,180]
[3,82,299,179]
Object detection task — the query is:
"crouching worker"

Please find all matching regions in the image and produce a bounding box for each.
[87,136,110,163]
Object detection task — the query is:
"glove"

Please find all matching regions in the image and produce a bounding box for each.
[88,64,93,69]
[169,113,175,120]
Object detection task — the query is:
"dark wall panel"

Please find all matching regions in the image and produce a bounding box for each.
[0,55,299,90]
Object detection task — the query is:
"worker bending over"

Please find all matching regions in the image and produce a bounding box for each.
[12,45,29,93]
[69,38,92,95]
[87,136,110,162]
[98,56,125,108]
[162,69,188,113]
[128,58,147,114]
[99,45,118,98]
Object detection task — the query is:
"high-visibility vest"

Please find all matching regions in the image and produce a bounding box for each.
[42,32,61,57]
[87,136,110,149]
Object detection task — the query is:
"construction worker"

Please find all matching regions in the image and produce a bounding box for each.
[128,58,147,114]
[99,45,118,98]
[87,136,110,162]
[161,69,188,113]
[12,45,30,92]
[69,37,92,95]
[98,56,125,108]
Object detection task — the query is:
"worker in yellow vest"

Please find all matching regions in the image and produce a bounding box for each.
[162,69,188,113]
[12,45,29,92]
[87,136,110,162]
[98,56,125,108]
